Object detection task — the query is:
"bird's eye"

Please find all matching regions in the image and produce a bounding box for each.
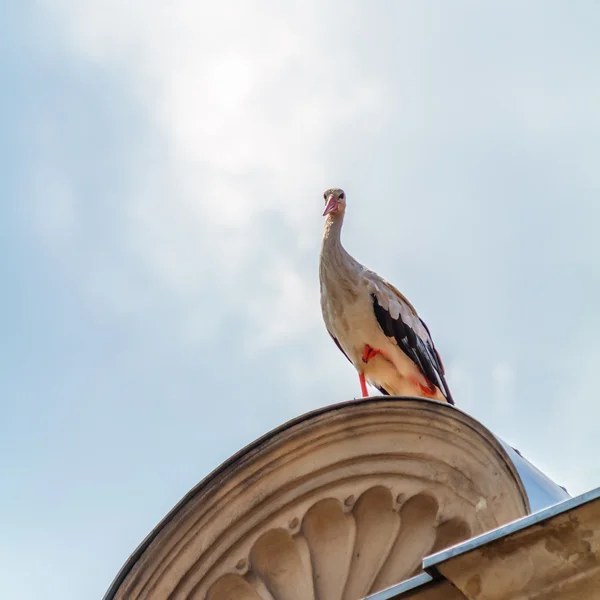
[323,193,328,200]
[339,192,345,200]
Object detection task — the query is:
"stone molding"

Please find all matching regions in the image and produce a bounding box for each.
[433,490,600,600]
[370,488,600,599]
[106,398,530,600]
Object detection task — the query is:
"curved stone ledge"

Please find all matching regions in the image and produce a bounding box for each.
[105,398,530,600]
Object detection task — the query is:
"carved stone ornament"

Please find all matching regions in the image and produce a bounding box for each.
[107,398,530,600]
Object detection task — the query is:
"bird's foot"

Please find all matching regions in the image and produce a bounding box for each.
[409,376,437,398]
[358,372,369,398]
[360,345,388,398]
[362,344,383,363]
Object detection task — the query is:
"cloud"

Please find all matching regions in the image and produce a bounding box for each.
[11,10,600,600]
[24,164,78,245]
[36,0,392,351]
[31,0,600,450]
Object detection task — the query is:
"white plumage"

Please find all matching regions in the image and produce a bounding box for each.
[319,187,454,404]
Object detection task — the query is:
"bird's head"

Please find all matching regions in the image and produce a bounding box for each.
[322,188,346,218]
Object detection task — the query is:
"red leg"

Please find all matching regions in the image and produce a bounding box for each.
[361,344,388,398]
[359,372,368,398]
[362,344,384,363]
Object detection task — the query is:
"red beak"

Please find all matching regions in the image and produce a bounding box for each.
[323,195,339,216]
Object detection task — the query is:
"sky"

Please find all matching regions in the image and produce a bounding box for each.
[2,1,600,598]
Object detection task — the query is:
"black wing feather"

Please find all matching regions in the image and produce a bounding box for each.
[371,294,454,405]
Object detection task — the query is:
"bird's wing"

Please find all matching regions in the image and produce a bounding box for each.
[329,328,389,396]
[328,330,352,364]
[368,277,454,405]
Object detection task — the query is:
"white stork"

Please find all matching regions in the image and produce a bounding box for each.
[319,187,454,404]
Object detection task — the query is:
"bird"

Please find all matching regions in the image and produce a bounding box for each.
[319,187,454,405]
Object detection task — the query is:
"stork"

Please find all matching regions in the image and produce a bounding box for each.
[319,187,454,404]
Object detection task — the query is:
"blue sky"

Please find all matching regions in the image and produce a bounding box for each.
[2,1,600,598]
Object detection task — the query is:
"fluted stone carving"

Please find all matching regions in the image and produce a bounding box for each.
[207,489,471,600]
[108,398,530,600]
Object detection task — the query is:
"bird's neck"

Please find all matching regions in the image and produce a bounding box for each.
[321,214,345,253]
[320,214,357,277]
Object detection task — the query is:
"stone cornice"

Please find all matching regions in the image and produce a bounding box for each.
[105,397,530,600]
[368,487,600,600]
